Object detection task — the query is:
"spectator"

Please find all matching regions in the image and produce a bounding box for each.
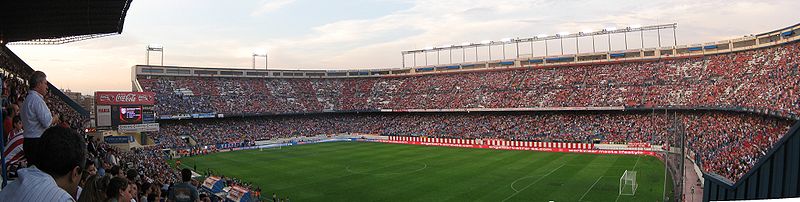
[3,116,25,168]
[109,166,123,178]
[20,71,57,167]
[107,177,133,202]
[167,168,199,202]
[85,160,98,177]
[0,126,87,201]
[78,175,111,202]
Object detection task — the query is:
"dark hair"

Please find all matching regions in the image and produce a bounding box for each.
[147,193,157,202]
[12,115,21,125]
[181,168,192,182]
[107,177,129,199]
[28,71,46,90]
[126,169,138,180]
[37,126,86,177]
[109,165,121,176]
[85,159,95,168]
[78,175,111,202]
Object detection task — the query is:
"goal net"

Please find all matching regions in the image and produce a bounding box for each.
[260,145,281,151]
[619,170,638,196]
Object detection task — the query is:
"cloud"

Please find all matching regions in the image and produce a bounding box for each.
[250,0,297,16]
[9,0,800,94]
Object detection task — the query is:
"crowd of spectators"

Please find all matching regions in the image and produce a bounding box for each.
[150,111,792,182]
[139,41,800,118]
[1,70,88,180]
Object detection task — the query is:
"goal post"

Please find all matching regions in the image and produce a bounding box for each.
[619,170,638,196]
[259,144,281,151]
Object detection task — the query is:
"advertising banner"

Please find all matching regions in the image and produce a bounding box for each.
[96,105,112,127]
[95,92,156,105]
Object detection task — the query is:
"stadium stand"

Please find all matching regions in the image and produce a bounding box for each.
[139,40,800,119]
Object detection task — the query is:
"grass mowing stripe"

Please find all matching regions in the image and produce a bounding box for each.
[175,142,670,201]
[501,163,566,202]
[579,176,603,201]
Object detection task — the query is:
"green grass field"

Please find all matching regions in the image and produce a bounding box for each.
[174,141,673,202]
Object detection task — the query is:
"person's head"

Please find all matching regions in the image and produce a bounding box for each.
[77,175,110,202]
[126,169,138,181]
[107,177,132,201]
[85,160,97,176]
[12,115,22,130]
[128,183,139,200]
[181,168,192,182]
[38,126,86,197]
[109,165,121,177]
[28,71,48,95]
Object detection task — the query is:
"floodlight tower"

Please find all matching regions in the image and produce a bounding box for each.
[253,49,267,69]
[146,44,164,66]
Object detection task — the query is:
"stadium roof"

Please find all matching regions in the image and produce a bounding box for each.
[0,0,134,45]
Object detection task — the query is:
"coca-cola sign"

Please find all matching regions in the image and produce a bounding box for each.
[95,92,156,105]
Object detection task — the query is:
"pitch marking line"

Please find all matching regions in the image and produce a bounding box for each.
[579,176,603,201]
[510,176,540,192]
[502,164,566,202]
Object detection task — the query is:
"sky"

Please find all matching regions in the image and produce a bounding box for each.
[7,0,800,94]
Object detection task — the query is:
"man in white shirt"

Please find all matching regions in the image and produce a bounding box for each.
[20,71,58,166]
[0,126,86,201]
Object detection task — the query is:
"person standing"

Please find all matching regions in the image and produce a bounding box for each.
[20,71,58,166]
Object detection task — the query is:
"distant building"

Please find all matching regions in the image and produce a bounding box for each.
[61,89,95,117]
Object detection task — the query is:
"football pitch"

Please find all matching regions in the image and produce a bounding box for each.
[174,141,673,201]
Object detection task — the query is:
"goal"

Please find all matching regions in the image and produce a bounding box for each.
[619,170,638,196]
[260,145,281,151]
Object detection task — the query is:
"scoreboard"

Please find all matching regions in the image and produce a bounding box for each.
[95,92,159,132]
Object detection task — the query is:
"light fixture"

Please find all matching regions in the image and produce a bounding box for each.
[147,44,163,51]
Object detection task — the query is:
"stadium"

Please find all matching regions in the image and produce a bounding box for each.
[2,1,800,202]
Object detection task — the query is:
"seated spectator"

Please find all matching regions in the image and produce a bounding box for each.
[0,126,86,201]
[107,177,133,202]
[78,175,111,202]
